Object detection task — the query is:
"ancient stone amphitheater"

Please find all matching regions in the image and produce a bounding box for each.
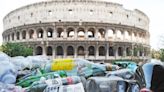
[2,0,150,62]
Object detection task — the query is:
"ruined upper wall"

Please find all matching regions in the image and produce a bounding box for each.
[3,0,149,31]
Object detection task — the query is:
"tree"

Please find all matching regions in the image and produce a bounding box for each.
[1,43,33,57]
[159,49,164,62]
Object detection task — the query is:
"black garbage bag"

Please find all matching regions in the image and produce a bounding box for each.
[86,76,140,92]
[106,69,135,80]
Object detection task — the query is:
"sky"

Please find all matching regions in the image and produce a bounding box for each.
[0,0,164,49]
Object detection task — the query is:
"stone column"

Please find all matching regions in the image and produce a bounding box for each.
[53,28,57,38]
[64,28,67,38]
[95,28,98,40]
[64,45,67,58]
[74,28,78,39]
[42,45,46,56]
[74,45,77,58]
[123,31,125,41]
[123,46,126,57]
[106,43,109,59]
[115,46,118,58]
[43,28,47,39]
[26,31,29,40]
[105,29,108,40]
[115,30,117,41]
[85,28,88,39]
[85,45,88,58]
[20,31,22,40]
[96,44,99,59]
[33,30,37,39]
[53,45,56,58]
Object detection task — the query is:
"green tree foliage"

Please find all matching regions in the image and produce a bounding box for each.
[1,43,33,57]
[159,49,164,62]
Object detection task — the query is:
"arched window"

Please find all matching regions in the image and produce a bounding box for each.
[124,31,130,40]
[47,28,53,38]
[109,47,114,56]
[67,46,74,56]
[116,30,123,40]
[99,46,105,56]
[37,28,44,38]
[46,46,53,56]
[22,30,26,39]
[78,28,85,38]
[12,33,14,40]
[98,28,105,38]
[139,50,143,56]
[88,28,95,38]
[107,29,115,39]
[133,47,138,56]
[78,46,85,55]
[36,46,43,55]
[56,46,63,55]
[16,32,20,40]
[57,28,64,38]
[67,28,74,38]
[29,29,34,39]
[88,46,95,56]
[118,47,123,56]
[126,47,131,56]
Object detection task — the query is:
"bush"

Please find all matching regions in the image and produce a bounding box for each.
[1,43,33,57]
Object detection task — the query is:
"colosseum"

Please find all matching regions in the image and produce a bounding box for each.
[2,0,150,62]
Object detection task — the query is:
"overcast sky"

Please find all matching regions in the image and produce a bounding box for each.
[0,0,164,49]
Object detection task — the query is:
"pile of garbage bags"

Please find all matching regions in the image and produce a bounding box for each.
[0,52,164,92]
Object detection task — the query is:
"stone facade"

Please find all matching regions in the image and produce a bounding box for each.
[2,0,150,62]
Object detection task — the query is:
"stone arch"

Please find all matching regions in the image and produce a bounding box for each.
[7,34,10,41]
[56,46,64,55]
[107,29,115,39]
[99,46,105,56]
[67,27,74,38]
[77,28,85,38]
[98,28,105,38]
[78,46,85,55]
[124,31,130,40]
[109,46,114,56]
[12,33,14,40]
[116,30,123,40]
[88,28,95,38]
[133,47,138,56]
[22,30,26,39]
[37,28,44,38]
[67,46,74,56]
[88,46,95,56]
[16,32,20,40]
[57,28,64,38]
[29,29,34,39]
[35,46,43,55]
[126,47,131,56]
[118,47,123,56]
[46,46,53,56]
[47,28,53,38]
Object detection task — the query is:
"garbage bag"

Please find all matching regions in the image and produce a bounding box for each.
[0,52,10,61]
[11,56,31,71]
[27,55,51,69]
[58,83,85,92]
[106,69,135,80]
[0,82,25,92]
[0,60,17,84]
[86,76,140,92]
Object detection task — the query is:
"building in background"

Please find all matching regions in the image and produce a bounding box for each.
[2,0,150,62]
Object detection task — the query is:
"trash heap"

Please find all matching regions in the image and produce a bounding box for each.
[0,52,140,92]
